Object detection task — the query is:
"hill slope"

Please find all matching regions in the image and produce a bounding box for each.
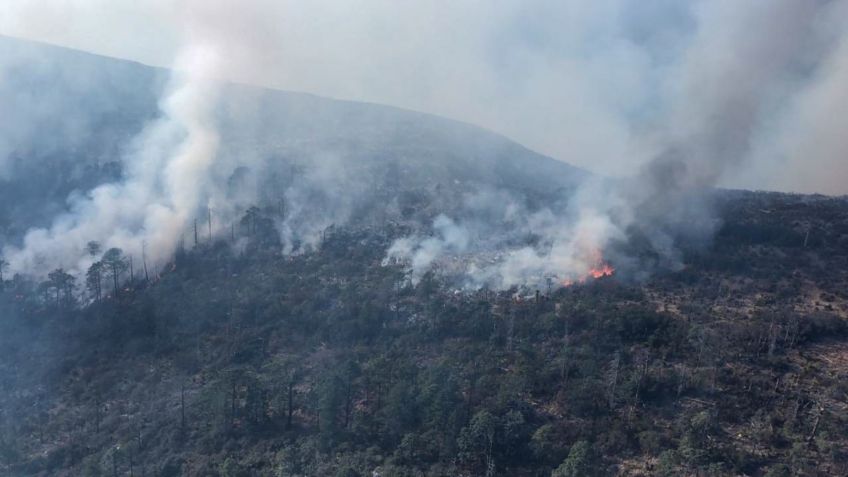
[1,191,848,476]
[0,35,585,249]
[2,37,848,477]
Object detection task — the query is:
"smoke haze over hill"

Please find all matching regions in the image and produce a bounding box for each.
[2,0,847,194]
[1,1,848,289]
[4,6,848,475]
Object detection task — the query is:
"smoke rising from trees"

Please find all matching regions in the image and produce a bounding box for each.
[1,0,847,288]
[2,12,225,278]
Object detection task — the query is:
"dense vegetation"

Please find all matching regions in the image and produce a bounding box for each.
[1,191,847,476]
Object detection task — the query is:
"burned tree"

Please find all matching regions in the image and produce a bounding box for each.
[241,206,261,237]
[86,241,102,258]
[86,261,104,302]
[47,268,75,308]
[102,248,128,296]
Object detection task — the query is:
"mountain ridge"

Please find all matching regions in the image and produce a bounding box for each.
[0,34,587,254]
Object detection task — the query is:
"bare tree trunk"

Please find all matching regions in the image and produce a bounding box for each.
[507,308,515,352]
[181,384,186,430]
[807,403,824,446]
[141,241,149,282]
[344,379,352,429]
[95,395,102,433]
[231,379,237,426]
[607,352,620,409]
[287,380,295,429]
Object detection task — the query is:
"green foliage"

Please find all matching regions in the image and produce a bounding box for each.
[3,191,848,476]
[551,440,595,477]
[457,410,498,468]
[656,450,679,476]
[318,370,346,444]
[531,424,567,465]
[220,457,249,477]
[80,457,104,477]
[764,463,791,477]
[159,456,184,477]
[335,465,361,477]
[636,430,663,455]
[383,378,419,441]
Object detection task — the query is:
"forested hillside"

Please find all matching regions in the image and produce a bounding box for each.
[2,191,847,477]
[3,34,848,477]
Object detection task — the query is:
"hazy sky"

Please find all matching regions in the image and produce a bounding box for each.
[2,0,847,195]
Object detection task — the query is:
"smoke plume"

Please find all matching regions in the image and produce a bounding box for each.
[1,6,225,277]
[1,0,847,290]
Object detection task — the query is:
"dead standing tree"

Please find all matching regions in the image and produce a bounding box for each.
[0,258,7,289]
[102,248,129,297]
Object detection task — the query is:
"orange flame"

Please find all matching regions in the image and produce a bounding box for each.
[561,252,614,287]
[589,262,615,279]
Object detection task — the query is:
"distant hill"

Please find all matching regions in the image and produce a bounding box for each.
[0,35,586,247]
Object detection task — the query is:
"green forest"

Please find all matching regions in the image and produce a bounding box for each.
[2,191,847,476]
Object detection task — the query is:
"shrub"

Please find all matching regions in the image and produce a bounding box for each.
[551,440,595,477]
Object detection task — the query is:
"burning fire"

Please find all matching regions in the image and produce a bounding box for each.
[561,251,615,287]
[589,262,615,279]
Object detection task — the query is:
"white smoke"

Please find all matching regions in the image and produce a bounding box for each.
[383,0,848,289]
[384,215,471,283]
[745,0,848,196]
[383,181,628,290]
[1,18,224,277]
[3,0,848,288]
[3,1,847,194]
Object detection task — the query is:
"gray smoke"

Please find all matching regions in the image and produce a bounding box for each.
[1,0,847,289]
[1,5,226,277]
[382,0,848,289]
